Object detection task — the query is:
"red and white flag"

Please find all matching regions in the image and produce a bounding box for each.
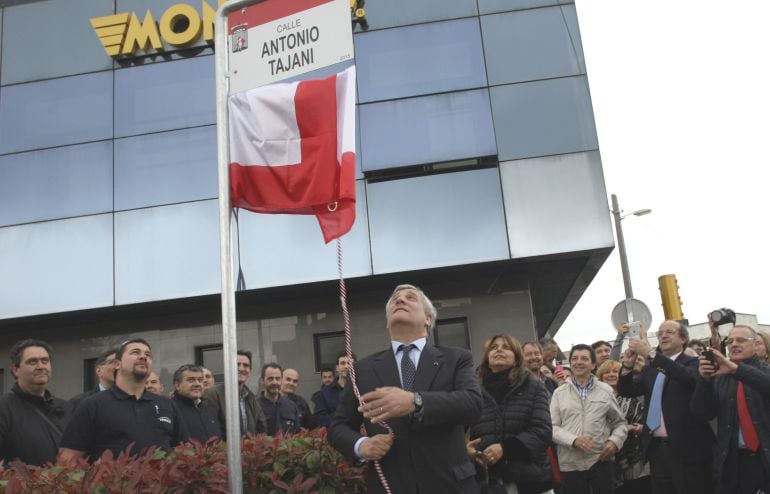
[228,66,356,243]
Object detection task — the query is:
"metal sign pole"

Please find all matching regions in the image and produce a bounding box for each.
[214,1,262,492]
[216,0,353,489]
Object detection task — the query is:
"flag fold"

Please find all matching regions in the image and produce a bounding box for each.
[228,66,357,243]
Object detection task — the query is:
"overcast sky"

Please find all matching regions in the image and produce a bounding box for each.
[556,1,770,350]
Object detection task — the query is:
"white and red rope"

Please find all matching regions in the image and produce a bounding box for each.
[337,237,393,494]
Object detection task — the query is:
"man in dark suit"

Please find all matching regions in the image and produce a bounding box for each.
[329,284,483,494]
[70,348,117,411]
[618,320,714,494]
[692,324,770,494]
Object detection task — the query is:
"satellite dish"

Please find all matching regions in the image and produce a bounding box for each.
[611,298,653,332]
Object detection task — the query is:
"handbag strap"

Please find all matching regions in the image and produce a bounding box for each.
[22,396,63,438]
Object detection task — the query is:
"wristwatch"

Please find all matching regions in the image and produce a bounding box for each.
[413,392,423,412]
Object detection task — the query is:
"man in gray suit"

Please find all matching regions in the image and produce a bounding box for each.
[329,284,482,494]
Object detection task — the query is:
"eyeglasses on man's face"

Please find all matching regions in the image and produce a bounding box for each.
[726,336,756,346]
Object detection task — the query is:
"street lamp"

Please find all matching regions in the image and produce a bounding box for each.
[610,193,651,299]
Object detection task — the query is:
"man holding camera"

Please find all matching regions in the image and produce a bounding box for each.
[691,323,770,494]
[618,320,714,494]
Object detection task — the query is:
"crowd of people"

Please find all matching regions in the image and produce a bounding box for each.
[0,284,767,494]
[0,337,356,465]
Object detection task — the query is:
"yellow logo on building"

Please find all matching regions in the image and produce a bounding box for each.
[350,0,367,30]
[91,0,225,57]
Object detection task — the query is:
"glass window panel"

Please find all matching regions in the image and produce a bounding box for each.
[0,72,113,154]
[353,0,477,32]
[478,0,570,15]
[0,0,113,85]
[115,56,215,137]
[434,318,471,350]
[313,332,345,372]
[355,18,487,103]
[356,106,362,179]
[561,4,587,74]
[115,126,217,210]
[83,358,98,392]
[0,214,114,319]
[115,200,220,304]
[499,151,613,258]
[368,169,509,273]
[481,7,583,86]
[360,89,496,171]
[237,181,371,289]
[490,76,598,161]
[195,345,224,383]
[0,141,113,226]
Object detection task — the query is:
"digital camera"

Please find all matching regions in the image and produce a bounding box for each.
[710,308,736,326]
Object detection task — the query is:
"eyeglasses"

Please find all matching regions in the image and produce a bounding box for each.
[726,336,756,345]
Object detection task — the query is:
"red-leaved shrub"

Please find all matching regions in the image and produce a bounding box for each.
[0,428,365,493]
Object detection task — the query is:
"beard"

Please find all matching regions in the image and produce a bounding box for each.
[130,365,149,382]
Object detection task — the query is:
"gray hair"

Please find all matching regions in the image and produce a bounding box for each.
[385,284,438,331]
[732,325,758,338]
[678,320,690,343]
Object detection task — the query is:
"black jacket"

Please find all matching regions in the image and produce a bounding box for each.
[285,393,312,429]
[618,351,714,465]
[0,383,72,466]
[691,356,770,492]
[312,382,342,428]
[329,344,482,494]
[257,394,299,436]
[173,394,222,443]
[469,369,553,494]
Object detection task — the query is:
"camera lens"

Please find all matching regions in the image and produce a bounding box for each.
[710,310,724,322]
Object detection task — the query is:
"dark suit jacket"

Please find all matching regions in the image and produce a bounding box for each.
[691,356,770,492]
[618,351,714,464]
[328,344,482,494]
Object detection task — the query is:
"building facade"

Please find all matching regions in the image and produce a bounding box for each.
[0,0,613,399]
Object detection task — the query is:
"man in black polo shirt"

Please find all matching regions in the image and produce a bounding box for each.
[171,364,221,443]
[59,338,188,462]
[257,363,299,436]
